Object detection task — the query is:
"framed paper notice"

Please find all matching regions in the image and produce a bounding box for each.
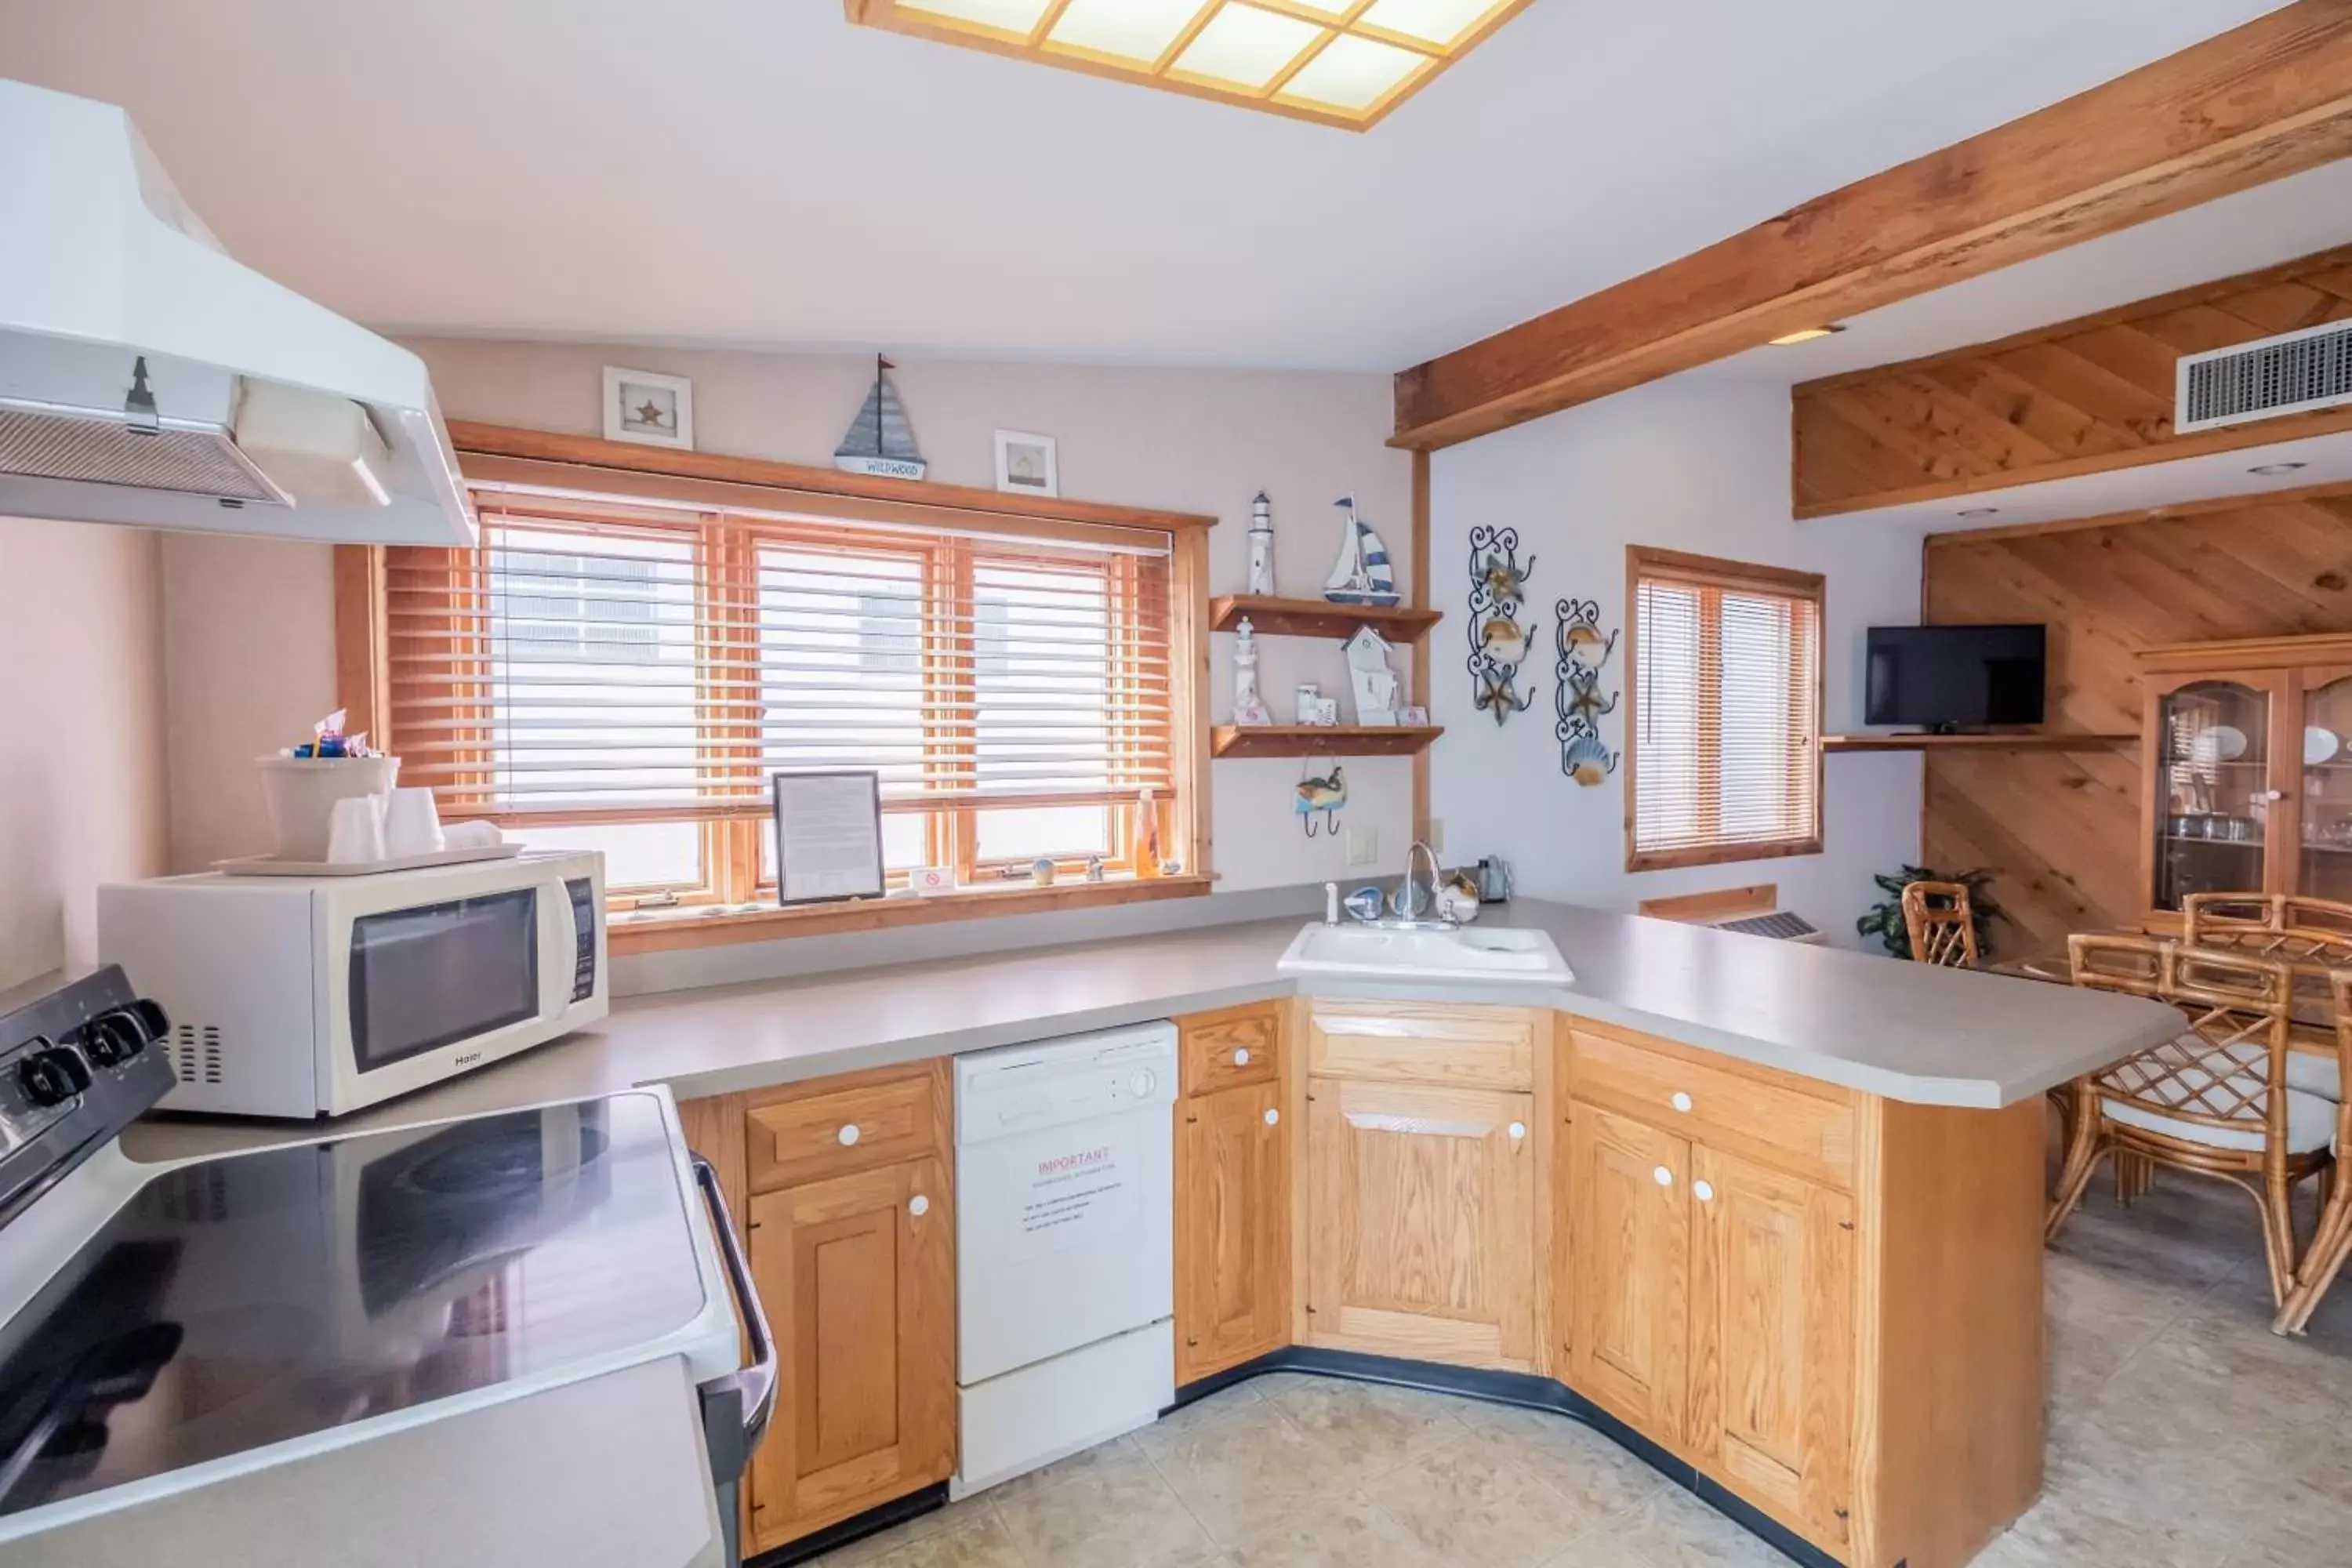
[771,770,886,906]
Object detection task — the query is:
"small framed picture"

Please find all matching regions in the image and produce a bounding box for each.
[993,430,1058,496]
[772,770,884,906]
[604,366,695,450]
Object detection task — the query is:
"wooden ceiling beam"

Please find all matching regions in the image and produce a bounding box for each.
[1390,2,2352,452]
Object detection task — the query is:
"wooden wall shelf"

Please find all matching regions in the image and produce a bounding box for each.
[1211,724,1443,760]
[1209,595,1443,641]
[1822,732,2137,753]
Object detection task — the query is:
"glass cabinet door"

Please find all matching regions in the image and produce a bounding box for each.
[2154,680,2273,910]
[2297,672,2352,902]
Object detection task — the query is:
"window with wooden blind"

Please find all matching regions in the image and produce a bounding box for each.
[1624,546,1823,872]
[350,441,1208,943]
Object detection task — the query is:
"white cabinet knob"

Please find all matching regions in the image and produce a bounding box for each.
[1233,1047,1251,1066]
[1653,1166,1673,1188]
[1263,1108,1280,1127]
[837,1123,861,1147]
[1508,1122,1527,1141]
[909,1194,929,1218]
[1692,1180,1715,1203]
[1670,1091,1693,1113]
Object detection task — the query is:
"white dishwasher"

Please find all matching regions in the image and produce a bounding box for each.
[953,1021,1178,1497]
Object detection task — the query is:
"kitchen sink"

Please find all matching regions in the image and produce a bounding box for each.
[1276,921,1573,985]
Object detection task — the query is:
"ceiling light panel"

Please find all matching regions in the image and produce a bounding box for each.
[1280,32,1425,111]
[848,0,1534,129]
[1173,4,1325,90]
[1046,0,1201,64]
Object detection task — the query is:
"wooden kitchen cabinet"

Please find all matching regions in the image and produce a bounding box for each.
[744,1153,956,1546]
[1687,1144,1856,1547]
[1174,1077,1289,1382]
[1305,1073,1541,1370]
[1563,1101,1689,1447]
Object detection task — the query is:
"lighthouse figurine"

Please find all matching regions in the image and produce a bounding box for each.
[1247,492,1276,596]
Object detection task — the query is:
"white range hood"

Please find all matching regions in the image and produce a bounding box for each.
[0,80,474,545]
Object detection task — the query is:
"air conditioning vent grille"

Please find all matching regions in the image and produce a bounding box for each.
[1715,910,1820,942]
[2176,319,2352,434]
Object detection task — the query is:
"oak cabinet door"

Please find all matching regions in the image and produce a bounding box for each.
[1175,1079,1290,1383]
[1687,1142,1856,1547]
[746,1155,955,1550]
[1565,1101,1690,1446]
[1306,1076,1538,1370]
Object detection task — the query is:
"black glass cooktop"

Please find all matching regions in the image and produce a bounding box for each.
[0,1094,705,1521]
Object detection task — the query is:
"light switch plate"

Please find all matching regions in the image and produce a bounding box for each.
[1345,825,1377,866]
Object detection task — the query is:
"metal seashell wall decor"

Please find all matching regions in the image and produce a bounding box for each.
[1467,525,1537,725]
[1555,597,1621,786]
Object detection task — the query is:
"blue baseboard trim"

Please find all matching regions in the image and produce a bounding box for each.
[1174,1347,1854,1568]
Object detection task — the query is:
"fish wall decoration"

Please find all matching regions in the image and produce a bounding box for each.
[1466,524,1536,726]
[1555,597,1621,786]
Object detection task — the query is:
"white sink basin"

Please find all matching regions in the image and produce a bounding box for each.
[1276,921,1573,985]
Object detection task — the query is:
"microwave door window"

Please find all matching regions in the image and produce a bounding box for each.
[347,890,542,1072]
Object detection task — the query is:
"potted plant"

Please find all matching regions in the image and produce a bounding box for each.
[1856,866,2002,960]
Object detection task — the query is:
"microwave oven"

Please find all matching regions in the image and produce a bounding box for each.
[97,851,607,1119]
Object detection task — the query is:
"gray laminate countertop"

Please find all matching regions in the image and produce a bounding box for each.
[122,898,2184,1163]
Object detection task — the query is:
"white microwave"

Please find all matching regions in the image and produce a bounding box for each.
[97,851,608,1119]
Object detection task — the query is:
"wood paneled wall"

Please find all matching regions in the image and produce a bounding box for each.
[1795,246,2352,518]
[1921,488,2352,953]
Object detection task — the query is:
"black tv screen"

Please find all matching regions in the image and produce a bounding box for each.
[1864,624,2046,728]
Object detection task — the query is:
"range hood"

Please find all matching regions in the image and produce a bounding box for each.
[0,80,474,545]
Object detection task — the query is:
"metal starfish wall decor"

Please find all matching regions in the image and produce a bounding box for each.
[1467,525,1536,726]
[1555,597,1621,786]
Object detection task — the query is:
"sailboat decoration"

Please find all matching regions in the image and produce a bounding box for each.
[834,354,927,481]
[1322,495,1401,607]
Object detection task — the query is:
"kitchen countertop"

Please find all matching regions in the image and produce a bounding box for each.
[123,898,2186,1163]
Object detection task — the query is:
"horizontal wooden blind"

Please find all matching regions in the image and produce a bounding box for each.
[384,496,1174,826]
[1632,559,1820,862]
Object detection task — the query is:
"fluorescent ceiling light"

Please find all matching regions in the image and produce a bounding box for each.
[1283,34,1426,111]
[1768,325,1846,346]
[1047,0,1200,63]
[1359,0,1503,48]
[1174,4,1324,89]
[901,0,1051,35]
[851,0,1534,129]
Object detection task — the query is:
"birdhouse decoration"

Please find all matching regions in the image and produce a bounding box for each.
[1466,524,1536,726]
[1342,624,1399,726]
[1555,597,1621,786]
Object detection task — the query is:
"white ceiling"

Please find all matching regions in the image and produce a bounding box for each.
[0,0,2302,372]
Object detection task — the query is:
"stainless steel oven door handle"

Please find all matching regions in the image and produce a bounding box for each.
[692,1155,779,1470]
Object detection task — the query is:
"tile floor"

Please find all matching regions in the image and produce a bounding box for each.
[813,1171,2352,1568]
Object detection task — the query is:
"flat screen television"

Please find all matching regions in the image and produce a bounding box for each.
[1864,624,2046,729]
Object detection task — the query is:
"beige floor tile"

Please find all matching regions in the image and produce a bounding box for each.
[815,1497,987,1566]
[1370,1434,1606,1568]
[2222,1479,2352,1568]
[851,1510,1028,1568]
[1259,1375,1475,1479]
[1467,1409,1666,1524]
[1563,1487,1796,1568]
[1213,1488,1454,1568]
[1133,1388,1369,1538]
[992,1442,1221,1568]
[977,1433,1140,1508]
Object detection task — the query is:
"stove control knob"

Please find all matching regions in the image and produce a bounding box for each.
[82,1010,150,1067]
[19,1045,93,1109]
[1130,1069,1158,1099]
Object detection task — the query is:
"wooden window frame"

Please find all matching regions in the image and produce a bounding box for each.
[337,424,1217,953]
[1623,546,1824,873]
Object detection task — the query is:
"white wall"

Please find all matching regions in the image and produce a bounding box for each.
[0,518,170,987]
[1428,379,1925,947]
[160,341,1416,889]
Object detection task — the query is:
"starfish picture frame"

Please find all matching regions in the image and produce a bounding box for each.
[602,365,695,451]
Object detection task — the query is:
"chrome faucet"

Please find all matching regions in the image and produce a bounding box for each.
[1390,839,1455,928]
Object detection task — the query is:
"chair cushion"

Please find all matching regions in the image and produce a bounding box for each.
[2180,1035,2342,1102]
[2103,1083,2336,1154]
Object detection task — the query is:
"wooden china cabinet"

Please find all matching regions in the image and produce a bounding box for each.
[2139,633,2352,917]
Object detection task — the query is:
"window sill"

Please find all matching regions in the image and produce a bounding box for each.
[1625,837,1823,874]
[608,873,1215,956]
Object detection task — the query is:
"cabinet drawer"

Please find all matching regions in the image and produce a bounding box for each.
[746,1068,944,1195]
[1308,1000,1534,1091]
[1566,1025,1853,1190]
[1180,1002,1283,1096]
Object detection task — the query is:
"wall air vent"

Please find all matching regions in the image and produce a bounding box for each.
[1714,911,1824,944]
[2176,318,2352,434]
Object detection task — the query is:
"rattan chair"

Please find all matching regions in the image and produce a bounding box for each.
[2050,935,2338,1305]
[2181,892,2352,1103]
[1901,880,1980,968]
[2277,970,2352,1334]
